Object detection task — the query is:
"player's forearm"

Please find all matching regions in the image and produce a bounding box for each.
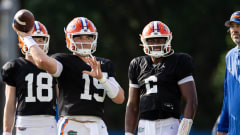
[125,105,139,133]
[4,85,16,133]
[30,46,57,74]
[30,45,48,68]
[21,36,56,73]
[3,118,15,132]
[3,104,16,132]
[112,87,125,104]
[183,98,198,119]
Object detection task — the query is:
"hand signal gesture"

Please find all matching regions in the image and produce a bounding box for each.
[82,56,103,80]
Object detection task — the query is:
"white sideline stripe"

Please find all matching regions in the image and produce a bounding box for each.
[178,75,194,85]
[58,117,67,134]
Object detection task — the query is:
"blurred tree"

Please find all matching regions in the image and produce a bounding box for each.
[22,0,240,130]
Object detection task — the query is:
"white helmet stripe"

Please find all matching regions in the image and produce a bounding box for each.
[34,21,41,32]
[153,21,159,32]
[85,19,88,29]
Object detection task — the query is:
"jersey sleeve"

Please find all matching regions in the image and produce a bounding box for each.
[217,66,229,133]
[1,61,17,86]
[51,53,65,76]
[128,58,139,85]
[106,60,115,78]
[176,54,194,81]
[51,53,64,64]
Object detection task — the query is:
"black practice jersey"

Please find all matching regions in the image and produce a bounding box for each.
[1,57,57,116]
[52,53,115,118]
[128,53,193,120]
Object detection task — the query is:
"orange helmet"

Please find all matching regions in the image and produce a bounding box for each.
[18,21,50,54]
[65,17,98,56]
[140,21,173,58]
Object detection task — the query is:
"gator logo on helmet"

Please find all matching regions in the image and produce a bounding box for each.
[163,25,169,32]
[71,24,76,30]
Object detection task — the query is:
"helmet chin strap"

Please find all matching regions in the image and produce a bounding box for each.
[163,49,174,57]
[69,37,97,56]
[148,48,174,58]
[75,43,92,56]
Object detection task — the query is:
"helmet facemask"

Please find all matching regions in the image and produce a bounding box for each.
[140,21,174,58]
[66,32,98,56]
[18,34,50,55]
[141,34,172,58]
[65,17,98,56]
[18,21,50,55]
[32,35,50,54]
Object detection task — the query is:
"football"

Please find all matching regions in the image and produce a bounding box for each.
[13,9,35,33]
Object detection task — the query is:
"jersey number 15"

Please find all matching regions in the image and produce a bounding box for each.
[80,72,108,102]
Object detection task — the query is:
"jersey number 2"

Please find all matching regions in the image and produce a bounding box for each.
[25,73,53,102]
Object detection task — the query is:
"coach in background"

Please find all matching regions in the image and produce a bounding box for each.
[217,11,240,135]
[125,21,198,135]
[1,21,57,135]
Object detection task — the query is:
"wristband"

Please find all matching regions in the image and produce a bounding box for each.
[3,132,12,135]
[99,77,119,98]
[23,36,37,50]
[51,60,63,77]
[98,76,107,84]
[177,118,193,135]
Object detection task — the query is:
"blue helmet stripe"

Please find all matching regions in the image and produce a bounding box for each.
[34,23,37,31]
[37,22,41,31]
[80,18,84,29]
[156,22,159,32]
[152,22,155,32]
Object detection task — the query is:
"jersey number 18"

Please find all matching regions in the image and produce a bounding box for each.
[25,73,53,102]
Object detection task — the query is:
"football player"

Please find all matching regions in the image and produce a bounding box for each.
[12,17,125,135]
[125,21,198,135]
[1,21,57,135]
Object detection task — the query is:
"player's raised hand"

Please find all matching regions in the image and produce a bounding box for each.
[12,24,33,37]
[82,56,103,80]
